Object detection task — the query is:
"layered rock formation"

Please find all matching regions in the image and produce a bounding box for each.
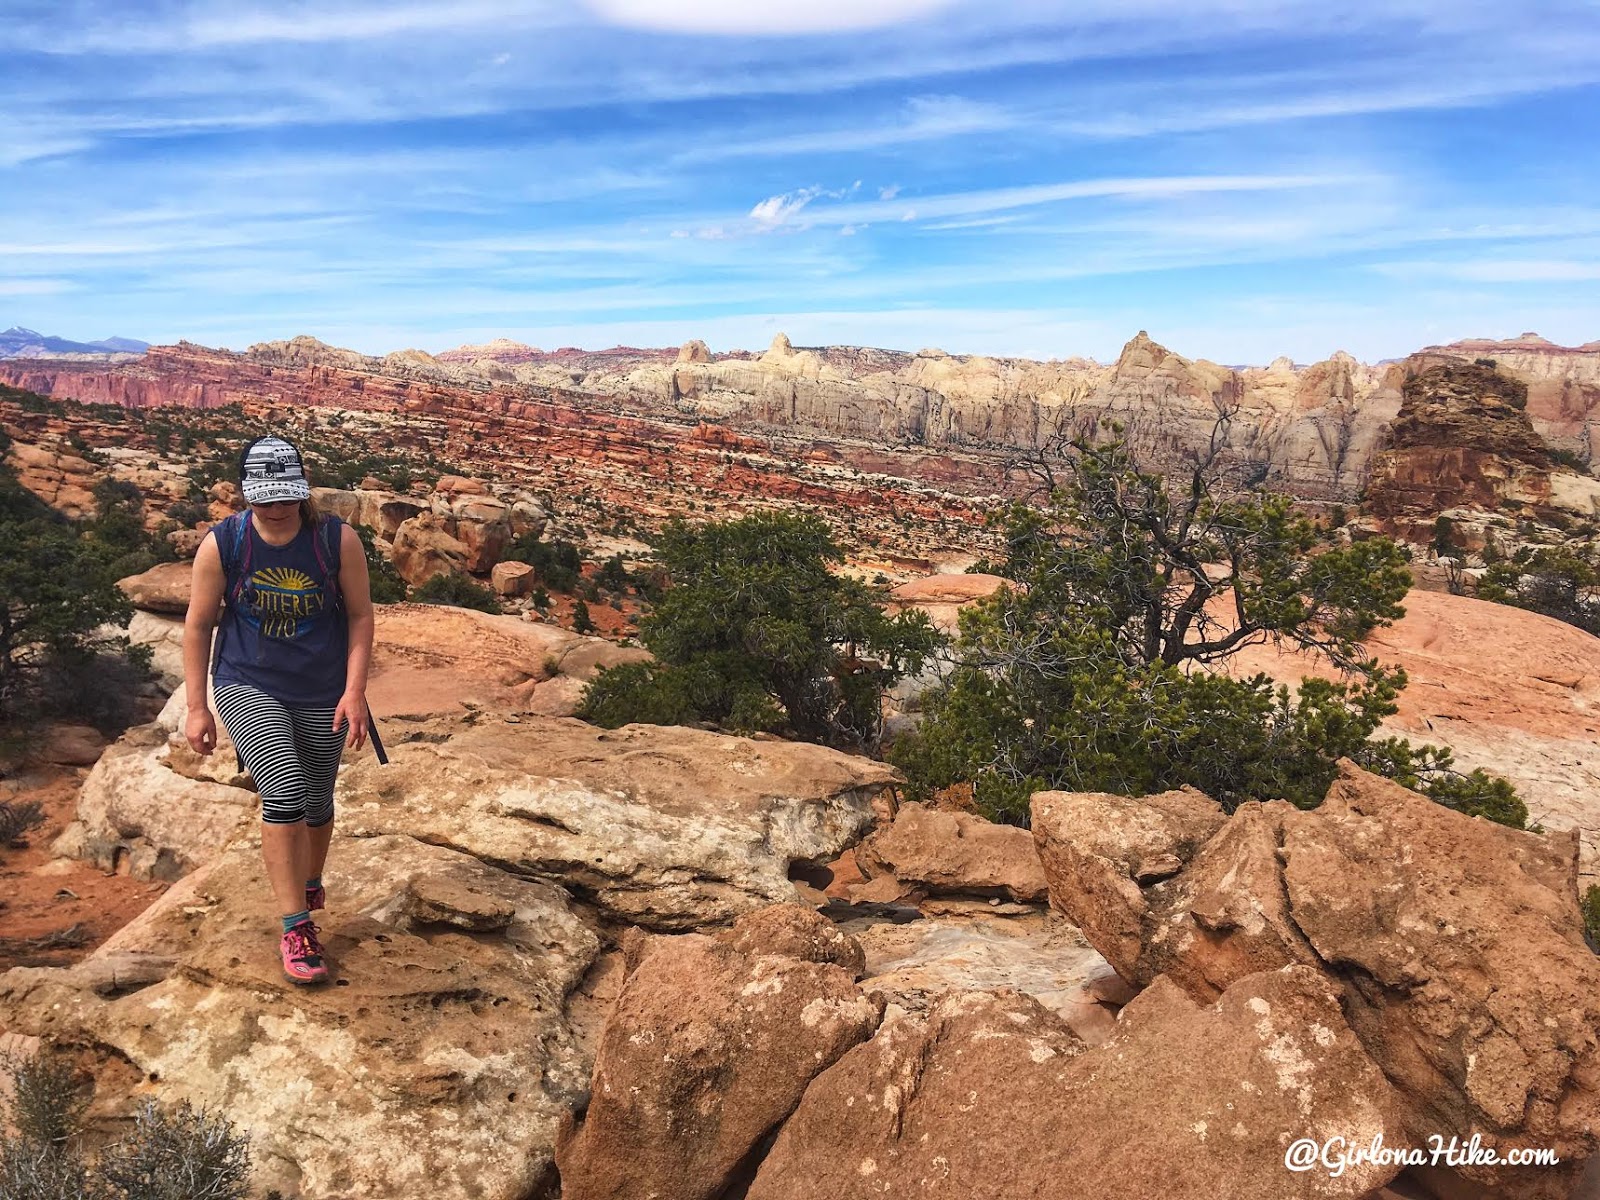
[1364,360,1600,536]
[1415,334,1600,462]
[9,332,1599,522]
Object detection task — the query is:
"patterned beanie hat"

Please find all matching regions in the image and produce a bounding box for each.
[239,436,312,504]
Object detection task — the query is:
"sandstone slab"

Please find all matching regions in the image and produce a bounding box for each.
[336,715,898,929]
[0,834,599,1200]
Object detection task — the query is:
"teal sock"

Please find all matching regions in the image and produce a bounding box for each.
[306,877,322,892]
[282,910,311,933]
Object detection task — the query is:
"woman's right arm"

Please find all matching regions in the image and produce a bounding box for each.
[182,533,227,755]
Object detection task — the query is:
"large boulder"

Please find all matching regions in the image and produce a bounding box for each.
[0,833,598,1200]
[356,489,427,538]
[856,802,1047,902]
[390,511,470,585]
[53,700,256,880]
[492,560,535,597]
[1032,762,1600,1197]
[1030,785,1226,970]
[116,560,194,615]
[556,906,881,1200]
[746,965,1405,1200]
[1283,767,1599,1196]
[336,716,897,929]
[449,497,513,572]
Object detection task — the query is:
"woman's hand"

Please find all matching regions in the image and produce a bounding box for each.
[334,690,369,751]
[185,707,218,756]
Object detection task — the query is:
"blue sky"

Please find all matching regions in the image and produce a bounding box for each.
[3,0,1599,364]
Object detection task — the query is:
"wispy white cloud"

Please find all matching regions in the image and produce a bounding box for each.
[17,1,563,54]
[749,187,826,226]
[733,173,1359,235]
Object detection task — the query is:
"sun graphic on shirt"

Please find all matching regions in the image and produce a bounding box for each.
[254,566,316,592]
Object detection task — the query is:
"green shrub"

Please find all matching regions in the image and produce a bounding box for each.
[894,429,1523,826]
[1478,545,1600,636]
[166,499,210,528]
[572,600,596,635]
[0,462,151,727]
[410,573,500,613]
[579,512,940,749]
[598,554,629,592]
[1583,885,1600,951]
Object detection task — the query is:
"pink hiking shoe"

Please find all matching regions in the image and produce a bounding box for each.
[280,921,329,985]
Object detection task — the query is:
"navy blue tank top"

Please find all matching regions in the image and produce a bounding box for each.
[212,517,349,706]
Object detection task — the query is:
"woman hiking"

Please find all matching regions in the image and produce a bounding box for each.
[182,434,375,985]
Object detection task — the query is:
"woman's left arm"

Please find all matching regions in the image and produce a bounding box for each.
[333,522,377,749]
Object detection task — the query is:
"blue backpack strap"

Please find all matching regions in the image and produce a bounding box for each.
[214,511,252,607]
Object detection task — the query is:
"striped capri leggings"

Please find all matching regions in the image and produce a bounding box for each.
[214,683,347,826]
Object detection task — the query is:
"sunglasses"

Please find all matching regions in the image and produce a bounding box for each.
[251,499,300,509]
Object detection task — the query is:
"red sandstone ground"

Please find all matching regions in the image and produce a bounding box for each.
[0,766,168,971]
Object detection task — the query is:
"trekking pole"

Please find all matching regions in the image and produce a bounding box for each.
[365,701,389,765]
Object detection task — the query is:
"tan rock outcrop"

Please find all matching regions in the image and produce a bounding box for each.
[390,511,470,584]
[116,560,194,615]
[4,439,99,517]
[127,610,186,688]
[368,603,647,717]
[54,699,255,880]
[556,906,881,1200]
[746,965,1404,1200]
[0,834,598,1200]
[37,723,107,767]
[887,572,1007,635]
[856,802,1047,902]
[1030,786,1227,968]
[335,716,897,929]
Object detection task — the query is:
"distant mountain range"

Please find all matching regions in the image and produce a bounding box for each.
[0,327,148,359]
